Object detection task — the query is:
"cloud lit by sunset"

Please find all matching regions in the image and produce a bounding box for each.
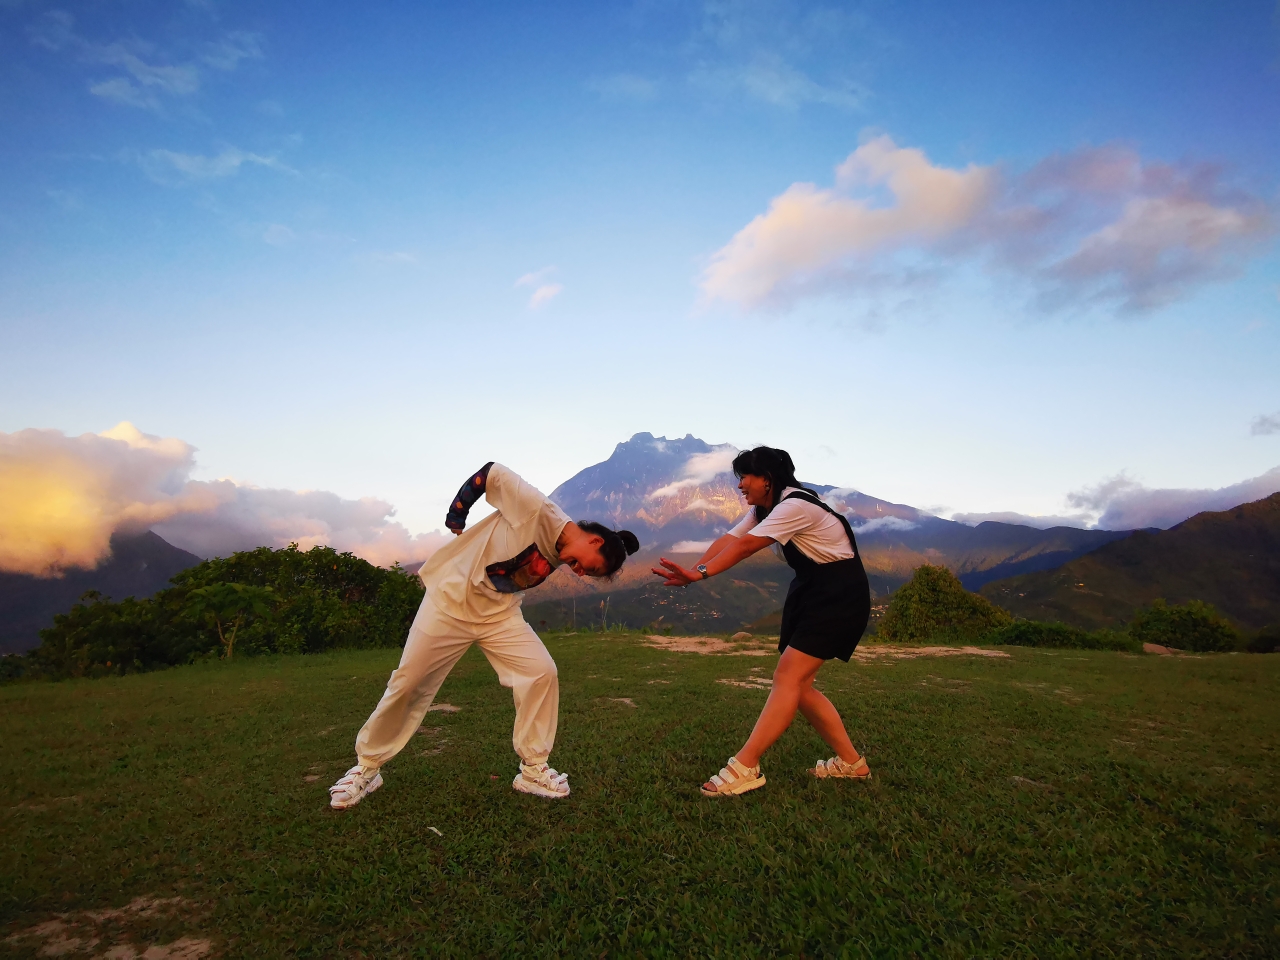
[0,423,448,577]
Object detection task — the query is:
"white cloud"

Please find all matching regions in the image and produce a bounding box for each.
[852,515,918,535]
[89,77,156,109]
[1251,412,1280,436]
[689,0,868,110]
[701,136,1275,314]
[670,540,712,553]
[0,423,449,577]
[682,498,719,513]
[30,11,262,111]
[142,146,293,182]
[515,266,556,287]
[691,54,864,109]
[1048,194,1271,311]
[648,445,740,500]
[201,31,264,71]
[528,283,563,309]
[701,136,994,308]
[152,484,450,569]
[1066,468,1280,530]
[515,267,563,308]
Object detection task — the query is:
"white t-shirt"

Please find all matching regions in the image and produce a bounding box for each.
[416,463,572,623]
[727,487,856,563]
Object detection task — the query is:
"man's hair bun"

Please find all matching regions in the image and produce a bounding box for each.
[576,521,641,575]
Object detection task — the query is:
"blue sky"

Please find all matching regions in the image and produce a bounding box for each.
[2,0,1278,565]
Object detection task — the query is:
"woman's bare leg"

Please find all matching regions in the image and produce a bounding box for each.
[734,648,824,768]
[798,686,861,764]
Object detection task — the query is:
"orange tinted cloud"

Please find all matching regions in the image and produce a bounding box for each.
[0,423,448,576]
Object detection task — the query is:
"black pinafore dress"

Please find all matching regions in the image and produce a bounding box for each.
[777,490,871,663]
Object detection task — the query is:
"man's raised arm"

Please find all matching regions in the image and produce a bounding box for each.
[444,462,494,534]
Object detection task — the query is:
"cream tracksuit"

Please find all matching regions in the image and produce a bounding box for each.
[355,464,570,769]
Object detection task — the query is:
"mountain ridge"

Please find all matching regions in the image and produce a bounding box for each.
[0,532,203,655]
[981,492,1280,632]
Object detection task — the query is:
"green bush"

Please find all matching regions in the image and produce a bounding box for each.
[16,544,424,681]
[877,565,1012,644]
[988,620,1139,652]
[1246,625,1280,654]
[1128,599,1238,653]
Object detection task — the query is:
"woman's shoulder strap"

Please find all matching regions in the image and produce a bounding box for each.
[780,489,860,555]
[781,489,829,510]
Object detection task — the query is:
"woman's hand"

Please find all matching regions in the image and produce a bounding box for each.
[652,557,700,587]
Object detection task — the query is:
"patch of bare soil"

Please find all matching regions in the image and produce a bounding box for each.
[854,645,1010,660]
[642,635,777,656]
[644,636,1011,661]
[416,724,452,756]
[717,678,773,691]
[4,897,211,959]
[427,703,462,713]
[1010,776,1053,790]
[17,795,82,813]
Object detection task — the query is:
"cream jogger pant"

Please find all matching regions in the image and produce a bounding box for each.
[354,594,558,769]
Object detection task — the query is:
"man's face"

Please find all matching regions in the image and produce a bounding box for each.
[561,537,609,577]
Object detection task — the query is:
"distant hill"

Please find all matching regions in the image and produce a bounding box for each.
[980,493,1280,632]
[520,432,1132,625]
[0,532,202,654]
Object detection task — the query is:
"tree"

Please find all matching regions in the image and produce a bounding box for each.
[1128,600,1238,653]
[877,565,1012,644]
[184,584,278,660]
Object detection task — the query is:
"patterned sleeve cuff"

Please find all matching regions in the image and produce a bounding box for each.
[444,462,494,531]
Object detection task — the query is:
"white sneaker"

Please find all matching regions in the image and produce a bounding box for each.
[329,764,384,809]
[512,761,570,798]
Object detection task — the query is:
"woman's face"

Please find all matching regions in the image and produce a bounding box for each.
[559,535,611,578]
[738,473,773,507]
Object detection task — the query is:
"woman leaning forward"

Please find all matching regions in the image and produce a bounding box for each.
[653,446,872,796]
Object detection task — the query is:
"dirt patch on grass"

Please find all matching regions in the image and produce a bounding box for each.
[644,636,1011,661]
[855,645,1011,661]
[717,678,773,691]
[4,896,211,959]
[642,635,776,656]
[416,724,452,756]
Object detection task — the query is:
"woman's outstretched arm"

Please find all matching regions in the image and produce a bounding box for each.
[693,533,738,567]
[652,533,774,587]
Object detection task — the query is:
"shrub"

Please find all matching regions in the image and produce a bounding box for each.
[988,620,1139,652]
[877,565,1012,644]
[22,544,425,681]
[1246,626,1280,654]
[1128,600,1238,653]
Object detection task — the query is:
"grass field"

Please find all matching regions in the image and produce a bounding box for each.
[3,633,1278,957]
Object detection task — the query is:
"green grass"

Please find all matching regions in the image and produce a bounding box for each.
[3,635,1279,957]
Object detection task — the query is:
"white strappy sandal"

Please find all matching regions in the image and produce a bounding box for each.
[810,755,872,779]
[701,756,766,797]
